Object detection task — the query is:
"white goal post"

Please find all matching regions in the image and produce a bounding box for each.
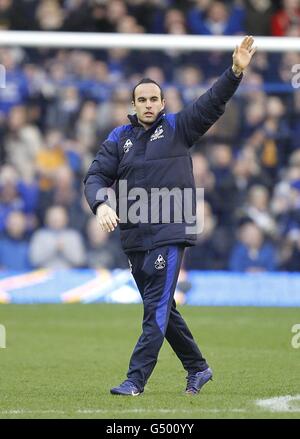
[0,31,299,52]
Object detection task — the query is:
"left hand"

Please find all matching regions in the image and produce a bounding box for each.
[232,35,257,76]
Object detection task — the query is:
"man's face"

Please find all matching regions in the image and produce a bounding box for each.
[132,83,165,127]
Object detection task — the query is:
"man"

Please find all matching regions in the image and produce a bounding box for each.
[84,36,256,396]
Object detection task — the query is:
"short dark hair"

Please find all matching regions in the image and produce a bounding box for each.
[132,78,163,102]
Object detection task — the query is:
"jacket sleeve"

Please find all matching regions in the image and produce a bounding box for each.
[84,128,120,214]
[176,67,243,147]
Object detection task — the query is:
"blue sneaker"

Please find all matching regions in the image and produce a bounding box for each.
[185,368,213,395]
[110,380,143,396]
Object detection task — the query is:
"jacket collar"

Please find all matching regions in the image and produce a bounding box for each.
[127,110,165,129]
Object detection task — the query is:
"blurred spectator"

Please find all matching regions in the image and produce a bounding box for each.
[0,0,13,30]
[127,0,167,33]
[63,0,94,32]
[229,221,276,272]
[106,0,128,32]
[75,100,99,158]
[271,0,300,36]
[208,143,238,226]
[0,211,31,270]
[117,14,145,33]
[106,48,131,79]
[176,65,205,103]
[85,216,128,269]
[243,0,274,36]
[211,97,240,144]
[96,84,132,136]
[29,205,86,269]
[0,49,29,115]
[4,105,43,182]
[78,60,112,104]
[279,234,300,271]
[188,0,245,35]
[144,66,166,86]
[36,165,82,228]
[164,8,188,34]
[46,86,81,135]
[0,165,38,233]
[36,0,64,31]
[8,0,38,30]
[273,169,300,270]
[233,146,273,208]
[271,165,300,236]
[240,93,266,141]
[249,51,273,81]
[164,86,183,113]
[184,201,232,270]
[35,129,67,191]
[98,101,131,140]
[260,96,290,174]
[191,153,216,198]
[242,96,290,175]
[278,52,300,84]
[239,184,278,237]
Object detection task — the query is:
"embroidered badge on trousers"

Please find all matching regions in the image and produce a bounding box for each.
[155,254,166,270]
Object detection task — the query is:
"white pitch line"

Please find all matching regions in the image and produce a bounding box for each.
[0,408,247,415]
[0,410,65,415]
[78,408,247,414]
[2,397,300,416]
[256,395,300,413]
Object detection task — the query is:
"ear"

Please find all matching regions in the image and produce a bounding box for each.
[161,99,166,111]
[132,100,136,112]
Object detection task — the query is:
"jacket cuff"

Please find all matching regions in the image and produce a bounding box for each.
[92,201,102,215]
[228,66,243,81]
[92,199,112,215]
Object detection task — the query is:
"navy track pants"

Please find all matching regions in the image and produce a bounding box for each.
[126,245,208,391]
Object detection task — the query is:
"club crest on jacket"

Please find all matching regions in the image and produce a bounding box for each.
[123,139,133,153]
[150,125,164,142]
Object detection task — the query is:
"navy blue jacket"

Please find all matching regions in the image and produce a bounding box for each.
[84,67,242,253]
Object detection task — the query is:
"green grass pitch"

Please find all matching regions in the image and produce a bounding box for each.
[0,304,299,419]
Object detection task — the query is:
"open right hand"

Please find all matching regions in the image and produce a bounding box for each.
[96,203,120,232]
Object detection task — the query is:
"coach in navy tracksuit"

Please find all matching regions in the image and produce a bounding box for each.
[84,37,256,396]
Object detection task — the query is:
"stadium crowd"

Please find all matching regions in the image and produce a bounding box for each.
[0,0,300,272]
[0,0,300,37]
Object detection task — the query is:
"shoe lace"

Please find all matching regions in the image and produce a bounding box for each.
[120,380,136,390]
[186,374,198,391]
